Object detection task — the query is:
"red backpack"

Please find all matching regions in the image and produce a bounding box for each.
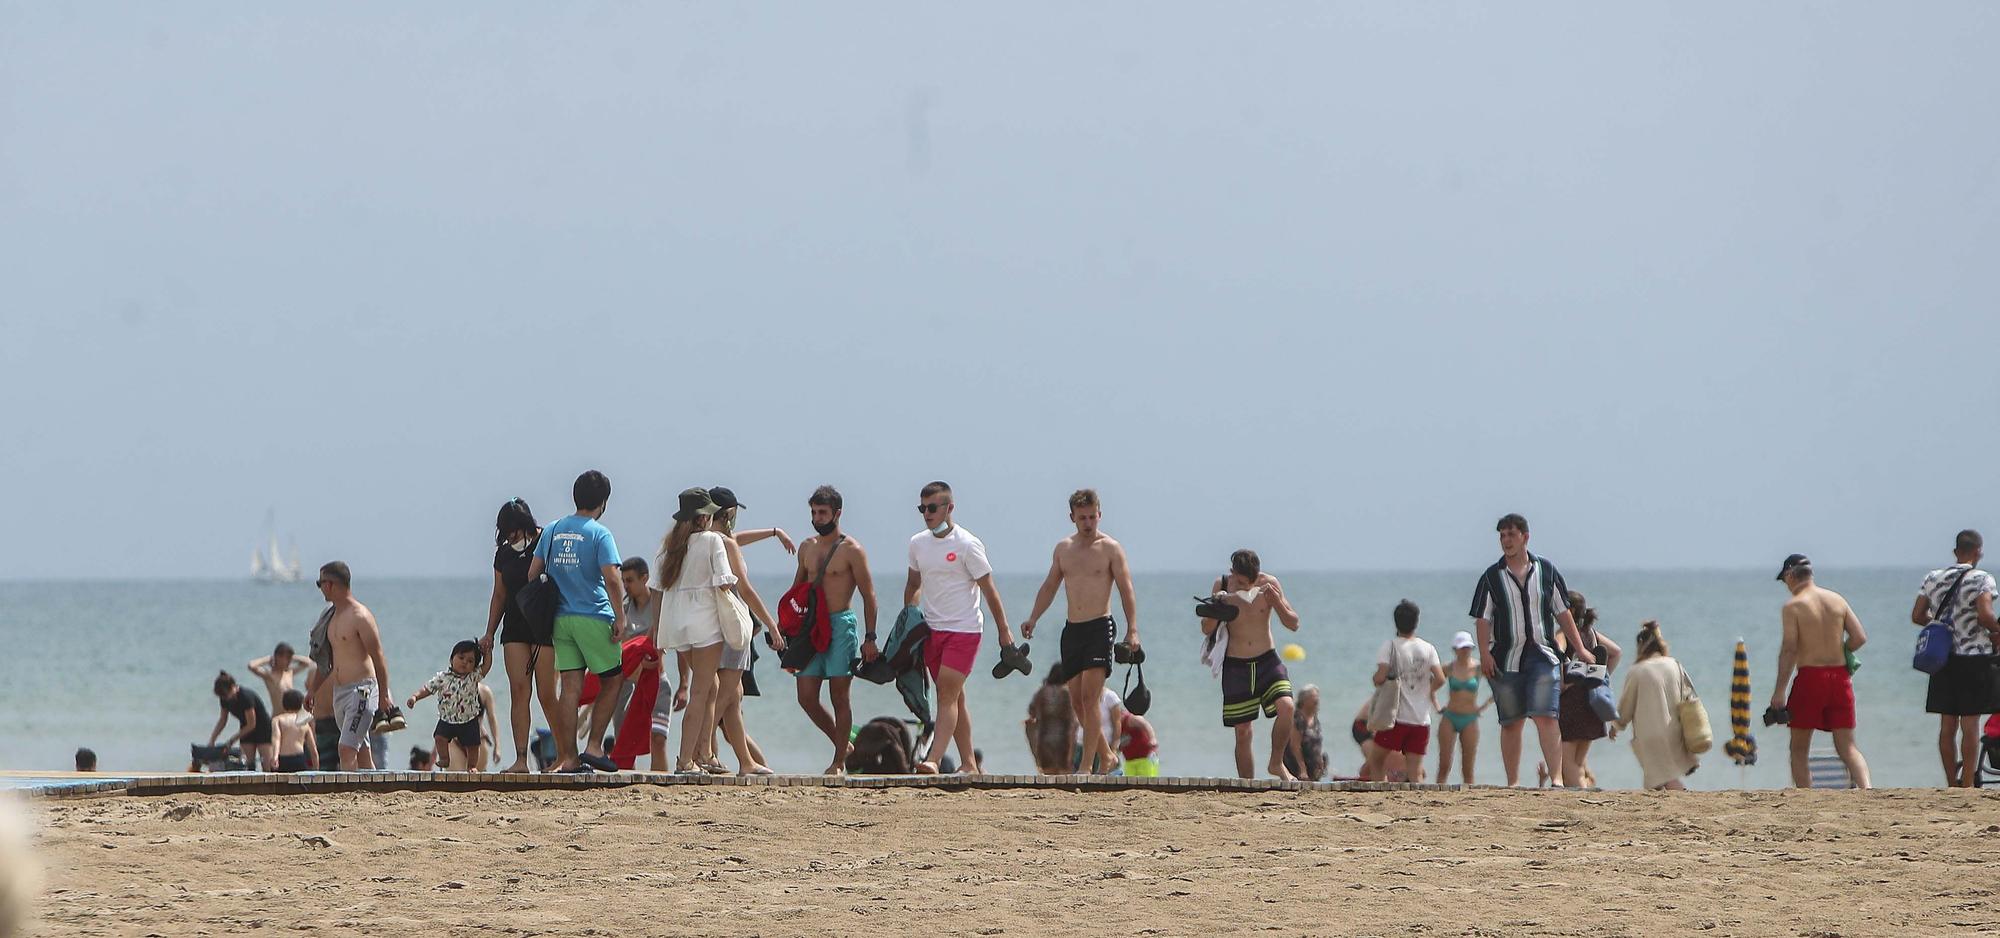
[777,537,844,672]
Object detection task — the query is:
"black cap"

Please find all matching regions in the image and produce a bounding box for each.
[672,487,721,523]
[708,486,745,511]
[1776,553,1811,581]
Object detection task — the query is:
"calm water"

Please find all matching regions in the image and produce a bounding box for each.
[0,569,1952,789]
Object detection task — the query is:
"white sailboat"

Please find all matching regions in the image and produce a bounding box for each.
[251,512,304,584]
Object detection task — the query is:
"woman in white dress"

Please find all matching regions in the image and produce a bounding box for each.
[655,488,784,775]
[695,490,787,775]
[1610,620,1699,790]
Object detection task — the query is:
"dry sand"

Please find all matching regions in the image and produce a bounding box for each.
[24,786,2000,937]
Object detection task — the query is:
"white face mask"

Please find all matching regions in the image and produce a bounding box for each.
[510,537,531,552]
[929,521,951,536]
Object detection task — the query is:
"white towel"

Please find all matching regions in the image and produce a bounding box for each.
[1201,623,1229,679]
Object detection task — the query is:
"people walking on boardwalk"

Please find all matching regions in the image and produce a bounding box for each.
[658,488,783,774]
[789,485,879,775]
[1609,620,1698,790]
[1469,514,1595,787]
[1912,529,2000,787]
[906,481,1015,775]
[525,472,629,773]
[208,671,273,771]
[309,561,394,770]
[480,498,560,774]
[1369,600,1445,782]
[1558,591,1621,789]
[1769,554,1871,789]
[1202,549,1302,780]
[704,487,784,775]
[406,639,493,772]
[1019,489,1141,776]
[1436,632,1491,785]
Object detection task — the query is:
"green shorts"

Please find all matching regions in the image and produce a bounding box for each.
[553,614,621,675]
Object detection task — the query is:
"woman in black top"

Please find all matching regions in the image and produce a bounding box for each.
[1558,590,1622,788]
[208,671,274,772]
[480,498,558,774]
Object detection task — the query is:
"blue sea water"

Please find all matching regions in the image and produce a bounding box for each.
[0,568,1959,790]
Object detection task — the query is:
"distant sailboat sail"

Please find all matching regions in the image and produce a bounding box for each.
[252,512,303,584]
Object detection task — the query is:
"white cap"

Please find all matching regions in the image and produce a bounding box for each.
[1451,630,1475,650]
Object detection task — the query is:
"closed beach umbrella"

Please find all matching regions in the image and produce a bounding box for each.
[1723,638,1757,766]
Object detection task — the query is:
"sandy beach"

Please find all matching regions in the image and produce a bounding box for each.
[22,785,2000,937]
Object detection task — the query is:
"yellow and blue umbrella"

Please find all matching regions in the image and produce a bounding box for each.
[1724,638,1756,766]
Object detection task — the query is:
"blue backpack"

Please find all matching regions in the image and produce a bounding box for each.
[1914,567,1975,675]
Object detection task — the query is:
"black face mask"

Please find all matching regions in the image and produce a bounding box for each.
[812,520,838,537]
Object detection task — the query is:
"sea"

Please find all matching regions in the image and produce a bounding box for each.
[0,569,1961,790]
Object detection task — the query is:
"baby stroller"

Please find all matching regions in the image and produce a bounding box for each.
[1977,714,2000,789]
[189,743,246,773]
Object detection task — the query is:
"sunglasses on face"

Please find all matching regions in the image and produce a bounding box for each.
[918,503,950,515]
[315,578,335,587]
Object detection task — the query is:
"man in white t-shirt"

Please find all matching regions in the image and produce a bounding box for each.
[1369,600,1446,782]
[905,480,1016,775]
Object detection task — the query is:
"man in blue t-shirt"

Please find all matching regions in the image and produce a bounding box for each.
[526,469,629,773]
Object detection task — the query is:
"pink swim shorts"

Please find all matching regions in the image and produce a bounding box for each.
[924,630,982,678]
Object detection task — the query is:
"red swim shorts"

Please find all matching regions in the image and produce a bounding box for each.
[924,630,982,678]
[1373,722,1431,755]
[1788,665,1856,732]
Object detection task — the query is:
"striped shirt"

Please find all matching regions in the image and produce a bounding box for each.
[1468,553,1570,673]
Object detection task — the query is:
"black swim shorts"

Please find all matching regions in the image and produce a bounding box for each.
[434,718,481,751]
[1221,649,1293,727]
[1060,617,1116,680]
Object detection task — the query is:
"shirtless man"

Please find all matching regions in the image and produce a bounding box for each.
[307,561,394,770]
[791,485,879,774]
[1769,554,1872,789]
[247,642,315,717]
[1021,489,1140,775]
[1202,549,1302,779]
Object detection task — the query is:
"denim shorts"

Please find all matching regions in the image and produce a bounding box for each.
[1491,657,1561,724]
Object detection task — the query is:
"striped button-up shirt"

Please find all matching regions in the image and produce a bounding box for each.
[1469,553,1570,673]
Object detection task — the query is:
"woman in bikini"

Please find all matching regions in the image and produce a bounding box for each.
[1436,630,1492,785]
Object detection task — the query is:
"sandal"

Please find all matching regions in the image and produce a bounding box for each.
[701,760,730,776]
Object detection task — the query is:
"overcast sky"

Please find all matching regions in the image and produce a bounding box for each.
[2,4,1996,579]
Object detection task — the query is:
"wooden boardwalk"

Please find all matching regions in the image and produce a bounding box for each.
[14,771,1496,799]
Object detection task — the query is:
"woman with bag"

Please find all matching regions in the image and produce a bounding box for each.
[479,498,561,775]
[1557,591,1623,789]
[692,490,784,775]
[1610,620,1700,790]
[655,488,783,775]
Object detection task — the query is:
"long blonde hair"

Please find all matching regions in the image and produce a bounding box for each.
[656,515,709,589]
[713,507,737,536]
[1635,619,1670,660]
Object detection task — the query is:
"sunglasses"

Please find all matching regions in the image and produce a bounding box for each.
[917,503,951,515]
[315,578,336,587]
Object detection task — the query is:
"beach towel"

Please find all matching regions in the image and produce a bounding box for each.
[1201,624,1229,679]
[876,606,934,733]
[610,636,661,770]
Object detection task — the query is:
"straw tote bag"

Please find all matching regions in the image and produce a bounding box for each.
[716,590,753,651]
[1676,662,1713,755]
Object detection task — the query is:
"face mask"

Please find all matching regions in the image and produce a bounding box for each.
[929,521,951,536]
[812,521,837,537]
[510,537,530,552]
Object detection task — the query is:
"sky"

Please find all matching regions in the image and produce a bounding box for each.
[2,4,1996,580]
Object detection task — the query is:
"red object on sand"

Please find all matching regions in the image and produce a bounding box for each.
[610,636,662,770]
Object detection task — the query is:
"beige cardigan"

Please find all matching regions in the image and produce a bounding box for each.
[1615,655,1700,789]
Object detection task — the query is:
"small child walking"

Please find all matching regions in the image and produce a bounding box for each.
[274,690,319,772]
[405,640,493,772]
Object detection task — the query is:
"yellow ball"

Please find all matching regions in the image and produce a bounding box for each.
[1280,643,1306,662]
